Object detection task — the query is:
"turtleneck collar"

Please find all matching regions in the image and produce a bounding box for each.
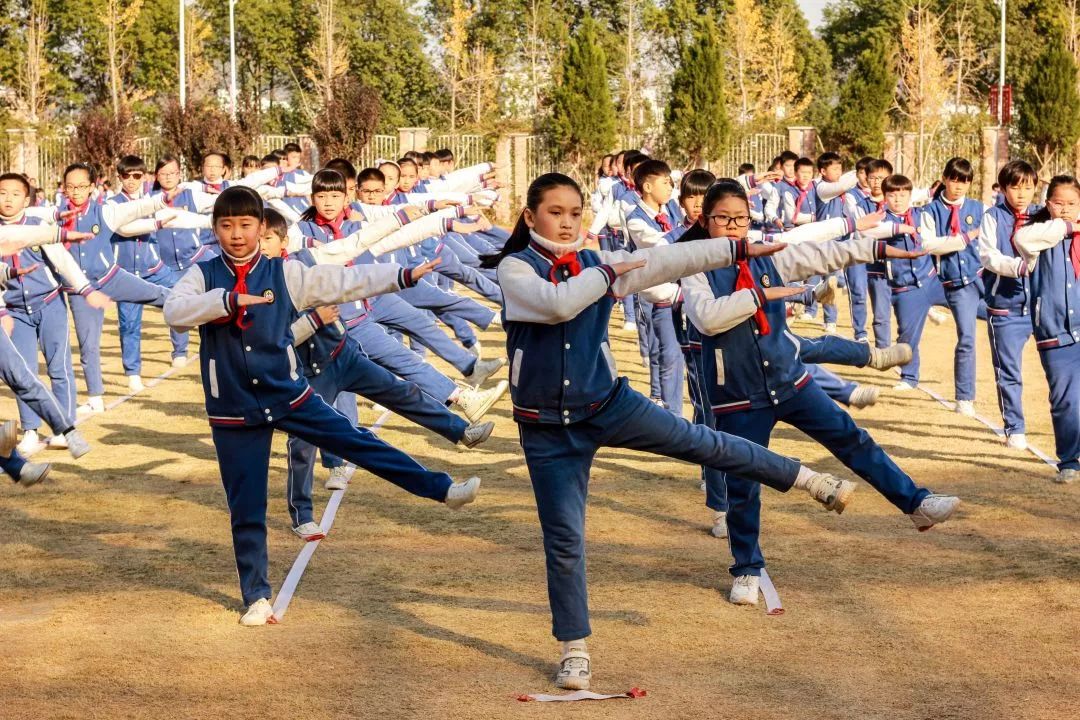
[529,229,583,258]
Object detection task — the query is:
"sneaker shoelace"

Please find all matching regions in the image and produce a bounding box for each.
[560,657,589,675]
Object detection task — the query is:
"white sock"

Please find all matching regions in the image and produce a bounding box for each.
[794,466,816,489]
[448,389,461,404]
[561,639,587,656]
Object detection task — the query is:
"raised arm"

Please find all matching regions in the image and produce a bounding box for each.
[101,195,167,232]
[309,214,409,264]
[498,256,615,325]
[282,258,414,310]
[1013,218,1074,263]
[162,266,231,332]
[681,272,762,336]
[234,166,284,189]
[422,162,494,193]
[0,223,66,253]
[816,171,858,202]
[368,210,456,257]
[978,213,1028,278]
[599,238,744,297]
[765,216,856,245]
[918,211,974,255]
[772,235,887,284]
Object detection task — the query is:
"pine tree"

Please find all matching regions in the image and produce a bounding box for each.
[664,15,729,167]
[549,16,617,174]
[1018,35,1080,174]
[824,38,896,161]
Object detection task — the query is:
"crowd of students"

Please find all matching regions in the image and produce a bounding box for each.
[0,137,1075,692]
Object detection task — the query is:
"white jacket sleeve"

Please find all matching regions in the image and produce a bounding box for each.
[368,210,457,258]
[422,162,494,193]
[101,196,167,233]
[624,215,669,250]
[162,266,231,333]
[268,199,302,225]
[41,244,93,293]
[1013,219,1075,264]
[498,256,614,324]
[598,238,741,297]
[815,171,858,202]
[308,215,407,265]
[23,207,59,224]
[772,235,885,284]
[918,212,972,255]
[763,184,780,225]
[0,223,64,253]
[681,272,761,336]
[235,166,284,189]
[978,213,1027,278]
[291,313,320,345]
[765,217,857,245]
[282,258,410,311]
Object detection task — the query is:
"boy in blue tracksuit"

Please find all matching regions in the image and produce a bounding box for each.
[1011,175,1080,483]
[680,180,960,609]
[918,158,987,416]
[489,173,862,692]
[162,186,481,627]
[812,153,860,332]
[841,156,876,341]
[977,161,1040,451]
[856,159,894,347]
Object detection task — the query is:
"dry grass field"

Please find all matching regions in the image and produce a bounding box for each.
[0,292,1076,720]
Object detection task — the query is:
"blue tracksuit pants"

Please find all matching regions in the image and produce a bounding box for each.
[942,280,984,401]
[370,295,477,377]
[892,286,931,386]
[519,377,799,640]
[845,264,869,341]
[0,449,28,481]
[347,320,459,403]
[10,299,76,431]
[0,327,72,433]
[868,274,892,348]
[212,393,453,605]
[117,265,188,375]
[986,311,1031,436]
[1039,341,1080,471]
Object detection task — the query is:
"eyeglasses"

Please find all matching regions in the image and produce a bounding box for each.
[65,183,92,191]
[706,214,751,228]
[120,172,144,180]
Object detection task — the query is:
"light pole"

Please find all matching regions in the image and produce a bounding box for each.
[229,0,238,119]
[998,0,1006,125]
[179,0,186,106]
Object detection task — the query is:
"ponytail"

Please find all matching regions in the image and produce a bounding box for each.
[480,172,584,269]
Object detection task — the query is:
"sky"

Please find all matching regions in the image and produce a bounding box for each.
[798,0,830,30]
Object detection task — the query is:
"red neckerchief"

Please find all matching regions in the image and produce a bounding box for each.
[63,199,91,247]
[1008,208,1028,255]
[946,201,961,236]
[734,259,769,335]
[227,257,255,329]
[549,252,581,283]
[314,212,346,239]
[786,180,810,218]
[204,181,224,193]
[903,209,920,247]
[655,211,672,233]
[1068,229,1080,279]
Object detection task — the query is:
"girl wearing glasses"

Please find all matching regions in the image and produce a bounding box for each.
[483,172,864,692]
[679,179,962,607]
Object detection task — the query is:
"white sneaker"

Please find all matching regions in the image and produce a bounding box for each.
[555,649,591,690]
[291,522,326,542]
[955,400,976,417]
[47,433,67,449]
[848,385,879,409]
[710,511,728,538]
[171,355,188,369]
[728,574,760,605]
[1005,433,1027,450]
[466,341,482,358]
[814,275,839,305]
[17,461,50,487]
[239,598,277,626]
[909,494,960,531]
[76,396,105,417]
[445,477,480,509]
[460,421,494,448]
[488,314,502,328]
[622,321,636,332]
[0,419,18,457]
[868,343,913,370]
[805,473,856,514]
[64,429,91,460]
[893,381,916,391]
[128,375,145,393]
[17,430,41,455]
[798,311,816,323]
[928,307,949,325]
[464,357,507,387]
[324,465,355,491]
[454,380,508,423]
[1054,469,1078,484]
[824,322,838,334]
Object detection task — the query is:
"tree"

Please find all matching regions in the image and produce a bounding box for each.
[722,0,767,127]
[1018,35,1080,176]
[759,4,810,125]
[895,0,952,183]
[8,0,50,125]
[549,16,617,175]
[664,15,729,167]
[73,104,136,178]
[160,99,255,170]
[101,0,144,118]
[823,38,897,160]
[310,75,382,162]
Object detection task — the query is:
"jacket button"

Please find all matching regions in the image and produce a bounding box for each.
[763,361,769,367]
[563,379,570,386]
[562,418,569,425]
[252,378,259,385]
[315,369,320,374]
[264,408,271,414]
[770,390,776,396]
[267,416,272,421]
[245,346,252,351]
[564,343,570,350]
[773,399,779,405]
[563,410,569,416]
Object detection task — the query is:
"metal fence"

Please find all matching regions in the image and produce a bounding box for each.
[891,131,981,193]
[356,134,399,168]
[430,133,490,168]
[710,133,787,179]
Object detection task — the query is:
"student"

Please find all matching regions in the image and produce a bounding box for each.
[1011,175,1080,482]
[0,418,50,486]
[680,179,959,607]
[856,159,894,348]
[978,161,1039,450]
[624,158,684,411]
[280,142,311,213]
[240,155,262,178]
[812,152,859,332]
[487,173,861,691]
[162,186,482,625]
[152,155,215,276]
[842,157,877,341]
[918,158,986,415]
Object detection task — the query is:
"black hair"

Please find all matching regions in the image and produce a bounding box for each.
[116,155,146,175]
[778,150,799,165]
[323,158,357,182]
[63,162,95,183]
[998,160,1037,189]
[1031,175,1080,223]
[678,179,749,243]
[856,156,875,174]
[357,167,386,185]
[201,151,230,169]
[262,206,290,240]
[242,154,262,168]
[402,150,422,162]
[419,152,433,165]
[282,142,302,154]
[268,149,287,161]
[816,152,842,171]
[598,154,615,178]
[737,163,755,176]
[433,148,454,162]
[212,185,263,224]
[622,151,648,174]
[378,160,400,173]
[942,157,974,183]
[480,173,583,269]
[0,172,31,195]
[867,158,894,176]
[768,157,783,171]
[151,155,183,191]
[632,159,671,193]
[260,153,280,165]
[397,158,418,171]
[794,157,815,172]
[882,174,913,193]
[680,169,715,198]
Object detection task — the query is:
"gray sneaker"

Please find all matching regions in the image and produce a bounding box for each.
[454,381,508,423]
[0,419,18,457]
[460,421,494,449]
[445,477,481,509]
[1053,469,1077,484]
[868,343,913,370]
[909,494,960,531]
[64,429,91,460]
[848,385,879,409]
[18,462,50,487]
[464,357,507,387]
[555,650,591,690]
[805,473,856,514]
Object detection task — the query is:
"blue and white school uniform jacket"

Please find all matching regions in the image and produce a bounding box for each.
[299,214,376,328]
[978,203,1040,318]
[498,231,748,425]
[0,215,93,312]
[63,195,167,287]
[918,196,984,290]
[879,208,937,291]
[153,189,213,270]
[1012,218,1080,349]
[162,251,416,426]
[623,201,684,305]
[109,192,166,278]
[681,223,886,416]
